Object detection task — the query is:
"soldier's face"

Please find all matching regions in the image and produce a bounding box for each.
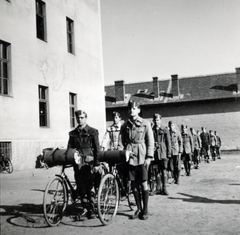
[113,115,121,124]
[76,114,87,127]
[154,117,161,127]
[129,107,140,117]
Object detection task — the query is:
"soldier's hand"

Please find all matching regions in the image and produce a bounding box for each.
[144,158,151,166]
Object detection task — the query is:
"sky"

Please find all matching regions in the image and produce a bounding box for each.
[100,0,240,86]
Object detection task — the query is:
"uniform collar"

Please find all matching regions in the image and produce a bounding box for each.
[78,124,89,133]
[128,116,143,127]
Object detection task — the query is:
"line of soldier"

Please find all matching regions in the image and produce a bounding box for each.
[68,100,221,221]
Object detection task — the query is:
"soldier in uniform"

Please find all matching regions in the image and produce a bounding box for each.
[214,131,222,159]
[209,130,217,161]
[67,110,101,219]
[200,127,210,163]
[190,127,201,169]
[149,114,171,196]
[118,101,154,220]
[181,125,193,176]
[100,111,123,151]
[100,111,128,193]
[168,121,182,184]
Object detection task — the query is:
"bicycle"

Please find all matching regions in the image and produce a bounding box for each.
[0,154,13,174]
[97,158,136,225]
[43,162,108,227]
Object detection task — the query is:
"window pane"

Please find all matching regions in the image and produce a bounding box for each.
[3,62,8,78]
[36,15,45,40]
[39,102,47,126]
[3,79,8,95]
[2,44,8,59]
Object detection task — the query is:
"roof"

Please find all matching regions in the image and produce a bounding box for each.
[105,71,240,108]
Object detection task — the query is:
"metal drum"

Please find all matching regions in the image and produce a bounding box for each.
[98,150,130,164]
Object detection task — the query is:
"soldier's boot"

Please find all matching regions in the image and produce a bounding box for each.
[187,161,191,176]
[184,161,188,175]
[161,173,169,195]
[141,190,149,220]
[130,189,142,219]
[87,191,96,219]
[175,170,180,184]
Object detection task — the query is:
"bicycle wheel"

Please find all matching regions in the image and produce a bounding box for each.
[43,176,67,226]
[97,173,119,225]
[126,181,136,211]
[4,158,13,174]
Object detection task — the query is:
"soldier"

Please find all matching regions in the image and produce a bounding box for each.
[67,110,101,220]
[100,111,128,194]
[100,111,123,151]
[181,125,193,176]
[214,131,222,159]
[190,127,201,169]
[168,121,182,184]
[118,101,154,220]
[150,114,171,196]
[200,127,210,163]
[209,130,217,161]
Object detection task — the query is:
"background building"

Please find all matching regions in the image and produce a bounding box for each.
[105,68,240,150]
[0,0,106,170]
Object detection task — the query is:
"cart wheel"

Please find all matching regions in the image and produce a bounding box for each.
[126,181,136,211]
[43,176,67,226]
[97,173,119,225]
[4,158,13,174]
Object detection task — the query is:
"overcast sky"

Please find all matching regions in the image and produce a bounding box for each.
[100,0,240,86]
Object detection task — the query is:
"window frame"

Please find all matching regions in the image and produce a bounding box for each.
[69,92,77,128]
[66,17,75,54]
[36,0,47,42]
[38,85,49,127]
[0,40,11,96]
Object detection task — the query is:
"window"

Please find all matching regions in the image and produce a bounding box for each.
[0,142,12,160]
[39,85,49,127]
[0,40,11,96]
[69,92,77,128]
[66,17,75,54]
[36,0,47,41]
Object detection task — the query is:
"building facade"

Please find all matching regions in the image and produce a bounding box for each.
[0,0,106,170]
[105,68,240,150]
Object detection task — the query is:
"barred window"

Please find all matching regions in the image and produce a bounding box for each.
[0,142,12,159]
[0,40,11,96]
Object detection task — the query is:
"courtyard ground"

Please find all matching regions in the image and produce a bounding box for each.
[1,152,240,235]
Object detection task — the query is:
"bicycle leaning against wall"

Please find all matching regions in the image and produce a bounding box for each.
[0,153,13,174]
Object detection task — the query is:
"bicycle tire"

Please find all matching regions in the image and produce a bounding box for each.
[97,173,119,225]
[126,181,136,211]
[4,158,13,174]
[43,176,67,226]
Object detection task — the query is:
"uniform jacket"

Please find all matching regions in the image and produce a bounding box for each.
[200,132,210,146]
[100,121,123,150]
[210,133,217,147]
[153,125,172,160]
[216,135,221,147]
[169,129,183,156]
[192,133,201,150]
[118,116,154,166]
[67,124,100,166]
[181,132,193,154]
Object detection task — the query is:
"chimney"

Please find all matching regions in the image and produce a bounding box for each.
[152,77,159,98]
[235,68,240,92]
[171,74,179,97]
[115,80,125,102]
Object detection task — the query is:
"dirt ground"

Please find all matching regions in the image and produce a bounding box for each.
[1,152,240,235]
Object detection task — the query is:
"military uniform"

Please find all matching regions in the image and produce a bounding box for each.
[67,124,100,218]
[200,131,210,163]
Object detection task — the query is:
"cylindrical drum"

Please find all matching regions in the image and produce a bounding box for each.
[44,148,77,167]
[98,150,130,164]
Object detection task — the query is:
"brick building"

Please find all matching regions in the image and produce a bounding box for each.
[0,0,105,170]
[104,68,240,150]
